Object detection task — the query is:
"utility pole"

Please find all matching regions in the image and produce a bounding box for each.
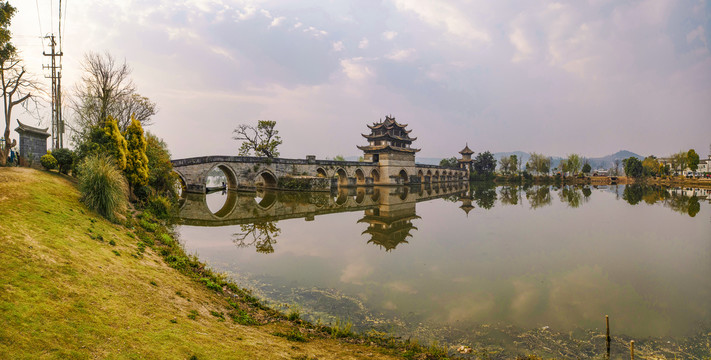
[43,34,63,149]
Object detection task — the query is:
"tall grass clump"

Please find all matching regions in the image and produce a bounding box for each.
[78,154,128,222]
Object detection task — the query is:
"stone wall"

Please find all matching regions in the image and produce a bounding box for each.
[18,133,48,161]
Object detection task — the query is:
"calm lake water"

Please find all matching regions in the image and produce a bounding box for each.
[175,180,711,359]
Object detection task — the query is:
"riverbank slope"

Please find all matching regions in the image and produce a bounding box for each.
[0,168,410,359]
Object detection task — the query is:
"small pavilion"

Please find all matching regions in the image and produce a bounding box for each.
[458,143,474,172]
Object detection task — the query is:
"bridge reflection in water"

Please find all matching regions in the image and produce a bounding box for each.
[176,182,471,252]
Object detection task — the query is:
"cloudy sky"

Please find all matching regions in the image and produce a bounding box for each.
[10,0,711,159]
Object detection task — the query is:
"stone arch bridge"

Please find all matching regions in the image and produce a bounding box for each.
[172,155,468,193]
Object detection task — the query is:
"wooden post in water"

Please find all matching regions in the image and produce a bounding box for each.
[606,315,611,359]
[630,340,634,360]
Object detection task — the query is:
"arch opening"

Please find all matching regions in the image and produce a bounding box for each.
[398,169,408,184]
[335,168,348,187]
[255,171,277,189]
[355,168,365,185]
[371,169,380,183]
[316,168,327,178]
[206,164,238,191]
[418,170,424,183]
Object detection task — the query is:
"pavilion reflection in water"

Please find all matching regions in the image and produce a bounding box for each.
[177,183,471,252]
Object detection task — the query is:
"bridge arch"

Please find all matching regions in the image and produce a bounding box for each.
[426,170,432,183]
[174,171,188,195]
[208,163,238,190]
[398,169,408,184]
[316,167,328,178]
[434,170,440,182]
[335,168,348,186]
[255,170,277,189]
[417,169,424,183]
[355,168,365,185]
[371,169,380,183]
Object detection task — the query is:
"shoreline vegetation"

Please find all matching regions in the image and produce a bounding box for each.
[490,173,711,188]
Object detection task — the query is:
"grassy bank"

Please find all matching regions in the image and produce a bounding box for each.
[0,168,444,359]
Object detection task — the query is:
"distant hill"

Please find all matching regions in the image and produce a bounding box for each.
[348,150,643,171]
[586,150,644,170]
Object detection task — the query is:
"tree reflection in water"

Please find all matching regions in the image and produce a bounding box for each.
[623,184,702,217]
[525,185,552,209]
[472,183,497,210]
[499,185,519,206]
[233,221,281,254]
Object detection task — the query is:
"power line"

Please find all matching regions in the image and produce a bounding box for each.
[35,0,45,53]
[61,0,68,52]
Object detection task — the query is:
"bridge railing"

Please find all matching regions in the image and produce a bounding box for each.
[171,155,378,167]
[173,156,468,173]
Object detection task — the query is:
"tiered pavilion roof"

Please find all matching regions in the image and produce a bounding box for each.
[357,115,420,153]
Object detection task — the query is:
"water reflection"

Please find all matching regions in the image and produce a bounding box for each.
[526,185,552,209]
[233,222,281,254]
[175,183,711,359]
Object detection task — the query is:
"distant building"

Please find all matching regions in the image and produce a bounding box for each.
[15,121,50,162]
[458,144,474,172]
[698,154,711,173]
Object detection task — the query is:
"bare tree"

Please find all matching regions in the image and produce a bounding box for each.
[1,57,41,165]
[69,52,156,143]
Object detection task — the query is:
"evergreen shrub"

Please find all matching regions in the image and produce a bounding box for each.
[40,151,57,170]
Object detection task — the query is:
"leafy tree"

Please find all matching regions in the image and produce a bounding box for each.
[582,162,592,175]
[527,153,551,175]
[642,156,660,177]
[670,151,687,175]
[74,116,128,171]
[145,132,178,198]
[499,156,512,174]
[52,148,75,174]
[124,116,149,197]
[439,156,458,168]
[473,151,496,175]
[623,157,643,178]
[687,149,700,172]
[510,154,518,174]
[233,120,282,158]
[333,155,345,161]
[103,117,128,169]
[565,154,582,176]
